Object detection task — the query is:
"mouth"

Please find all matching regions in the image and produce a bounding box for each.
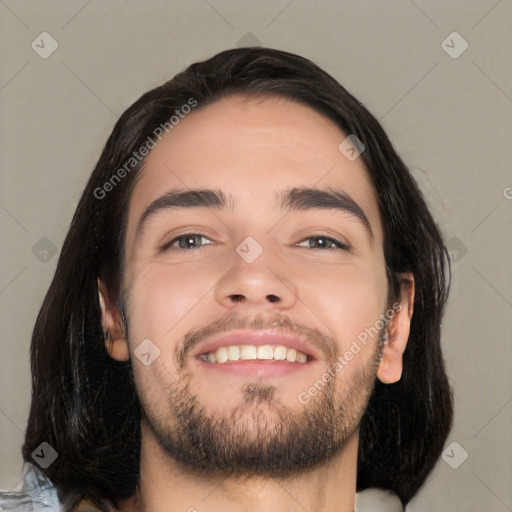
[192,330,318,377]
[198,344,312,364]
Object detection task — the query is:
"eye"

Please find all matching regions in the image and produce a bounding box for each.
[160,233,349,252]
[161,233,213,251]
[296,235,350,251]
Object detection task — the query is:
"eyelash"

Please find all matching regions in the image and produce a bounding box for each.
[161,233,350,252]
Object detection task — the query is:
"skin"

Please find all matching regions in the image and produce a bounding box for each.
[98,95,414,512]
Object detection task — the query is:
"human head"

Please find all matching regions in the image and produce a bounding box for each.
[22,47,452,506]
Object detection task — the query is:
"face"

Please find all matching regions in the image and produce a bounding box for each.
[103,94,401,477]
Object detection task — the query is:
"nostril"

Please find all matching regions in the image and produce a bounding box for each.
[231,295,245,303]
[267,294,280,303]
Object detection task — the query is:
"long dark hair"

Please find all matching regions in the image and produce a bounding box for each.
[22,47,453,506]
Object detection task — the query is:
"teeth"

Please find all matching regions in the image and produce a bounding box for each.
[285,348,297,362]
[227,346,240,361]
[216,346,228,364]
[240,345,257,360]
[202,345,309,364]
[296,352,307,363]
[274,346,287,360]
[256,345,273,360]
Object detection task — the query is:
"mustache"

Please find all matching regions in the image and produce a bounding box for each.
[174,312,338,369]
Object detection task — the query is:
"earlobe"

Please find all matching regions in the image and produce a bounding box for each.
[97,277,130,361]
[377,272,415,384]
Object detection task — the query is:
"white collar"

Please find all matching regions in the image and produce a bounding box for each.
[356,488,404,511]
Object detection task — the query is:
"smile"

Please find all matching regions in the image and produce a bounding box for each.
[199,344,310,364]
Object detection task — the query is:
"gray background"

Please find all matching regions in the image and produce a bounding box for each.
[1,1,511,510]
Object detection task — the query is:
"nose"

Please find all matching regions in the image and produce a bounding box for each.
[213,244,298,313]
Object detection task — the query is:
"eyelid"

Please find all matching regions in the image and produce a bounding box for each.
[158,224,217,244]
[159,232,214,252]
[160,234,351,254]
[296,234,351,251]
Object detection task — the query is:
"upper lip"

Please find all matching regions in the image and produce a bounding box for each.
[192,329,318,360]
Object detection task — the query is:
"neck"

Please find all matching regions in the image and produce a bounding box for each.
[128,422,359,512]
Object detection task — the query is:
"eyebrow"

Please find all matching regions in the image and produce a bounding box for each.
[134,186,373,241]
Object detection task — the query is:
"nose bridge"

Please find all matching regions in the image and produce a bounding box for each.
[214,234,298,308]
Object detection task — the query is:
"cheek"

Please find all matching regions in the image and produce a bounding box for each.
[125,261,221,349]
[126,263,209,401]
[126,249,387,365]
[301,263,387,353]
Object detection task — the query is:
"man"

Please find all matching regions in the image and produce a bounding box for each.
[15,47,452,511]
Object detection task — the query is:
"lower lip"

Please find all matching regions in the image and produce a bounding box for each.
[195,357,314,377]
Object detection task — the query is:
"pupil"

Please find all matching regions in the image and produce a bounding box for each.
[180,236,198,249]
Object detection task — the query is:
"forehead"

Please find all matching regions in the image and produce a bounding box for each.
[125,94,383,245]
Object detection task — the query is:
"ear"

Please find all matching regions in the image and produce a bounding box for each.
[376,272,415,384]
[97,277,130,361]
